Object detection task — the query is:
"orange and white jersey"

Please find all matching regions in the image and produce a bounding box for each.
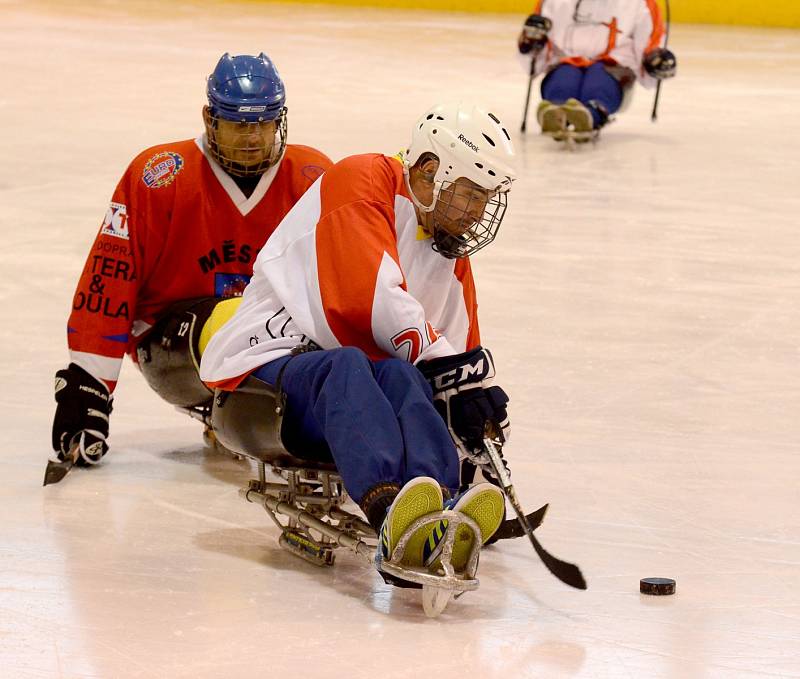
[200,153,481,390]
[523,0,666,88]
[66,137,332,390]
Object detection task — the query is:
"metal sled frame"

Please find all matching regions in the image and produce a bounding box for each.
[544,127,601,150]
[179,377,482,616]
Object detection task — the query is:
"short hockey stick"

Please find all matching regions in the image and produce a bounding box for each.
[483,437,587,589]
[651,0,672,122]
[521,57,537,133]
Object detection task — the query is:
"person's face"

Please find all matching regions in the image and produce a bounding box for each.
[432,178,492,238]
[213,116,277,168]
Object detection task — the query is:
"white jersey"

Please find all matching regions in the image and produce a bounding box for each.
[200,153,481,390]
[522,0,666,88]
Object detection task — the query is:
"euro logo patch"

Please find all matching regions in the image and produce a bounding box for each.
[141,151,184,189]
[101,202,129,240]
[215,272,251,298]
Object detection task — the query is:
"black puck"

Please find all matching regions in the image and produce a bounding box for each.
[640,577,676,595]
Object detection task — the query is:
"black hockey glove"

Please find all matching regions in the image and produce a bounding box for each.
[643,48,677,79]
[417,346,510,456]
[52,363,113,466]
[519,14,552,54]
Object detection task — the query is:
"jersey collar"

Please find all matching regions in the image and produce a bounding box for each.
[195,135,284,217]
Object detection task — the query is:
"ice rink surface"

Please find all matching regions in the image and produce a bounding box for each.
[2,1,800,677]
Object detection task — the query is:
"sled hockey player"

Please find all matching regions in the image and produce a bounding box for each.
[199,102,517,590]
[48,53,332,480]
[518,0,677,142]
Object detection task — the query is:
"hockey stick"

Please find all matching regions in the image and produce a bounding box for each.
[492,503,548,541]
[483,437,587,589]
[43,441,80,486]
[651,0,671,122]
[520,56,537,133]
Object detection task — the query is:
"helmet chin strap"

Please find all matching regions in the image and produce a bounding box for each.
[402,162,442,217]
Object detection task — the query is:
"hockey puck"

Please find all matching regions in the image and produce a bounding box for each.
[640,577,676,595]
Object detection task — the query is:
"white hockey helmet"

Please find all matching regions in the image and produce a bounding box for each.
[404,102,516,258]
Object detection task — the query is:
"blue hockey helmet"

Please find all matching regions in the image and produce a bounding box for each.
[204,53,288,176]
[206,53,286,123]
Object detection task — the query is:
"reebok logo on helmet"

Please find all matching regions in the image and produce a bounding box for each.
[457,133,479,153]
[238,105,267,113]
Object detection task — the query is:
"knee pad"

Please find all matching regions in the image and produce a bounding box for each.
[136,297,221,407]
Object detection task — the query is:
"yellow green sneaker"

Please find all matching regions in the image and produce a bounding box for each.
[537,100,567,139]
[427,483,505,571]
[561,98,594,134]
[379,477,443,567]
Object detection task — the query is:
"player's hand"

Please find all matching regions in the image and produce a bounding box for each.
[52,363,113,465]
[418,346,510,455]
[519,14,551,54]
[643,48,677,79]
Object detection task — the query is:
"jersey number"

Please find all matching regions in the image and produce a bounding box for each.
[391,328,423,363]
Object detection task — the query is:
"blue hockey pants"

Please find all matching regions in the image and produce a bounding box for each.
[541,62,623,128]
[253,347,460,504]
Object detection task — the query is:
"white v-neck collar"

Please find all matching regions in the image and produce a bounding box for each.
[195,135,283,217]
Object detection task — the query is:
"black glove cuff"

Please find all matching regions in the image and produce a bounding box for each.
[55,363,111,406]
[417,346,495,393]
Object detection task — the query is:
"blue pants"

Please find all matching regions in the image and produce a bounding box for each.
[541,62,623,128]
[253,347,460,504]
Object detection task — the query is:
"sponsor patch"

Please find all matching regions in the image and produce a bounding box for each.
[141,151,184,189]
[214,272,251,298]
[302,164,326,182]
[101,202,129,240]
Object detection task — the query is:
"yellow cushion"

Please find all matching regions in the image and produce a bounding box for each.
[198,297,243,357]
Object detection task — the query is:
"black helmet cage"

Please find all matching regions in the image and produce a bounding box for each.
[430,182,509,259]
[203,106,288,178]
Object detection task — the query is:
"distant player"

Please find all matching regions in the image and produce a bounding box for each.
[50,53,333,470]
[200,103,516,584]
[518,0,677,141]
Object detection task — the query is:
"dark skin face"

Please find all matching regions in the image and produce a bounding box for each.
[408,157,492,238]
[204,105,277,168]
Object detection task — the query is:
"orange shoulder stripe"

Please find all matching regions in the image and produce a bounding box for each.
[316,157,402,359]
[454,257,480,349]
[644,0,666,53]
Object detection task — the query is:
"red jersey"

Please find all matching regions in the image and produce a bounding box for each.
[66,137,332,390]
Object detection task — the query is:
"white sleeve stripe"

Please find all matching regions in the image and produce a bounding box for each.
[69,351,124,383]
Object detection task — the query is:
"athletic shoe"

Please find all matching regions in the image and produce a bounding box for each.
[379,476,443,567]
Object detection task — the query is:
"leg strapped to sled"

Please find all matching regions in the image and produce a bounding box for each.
[204,376,482,616]
[180,376,579,611]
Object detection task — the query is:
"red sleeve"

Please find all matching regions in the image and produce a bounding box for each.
[66,163,146,391]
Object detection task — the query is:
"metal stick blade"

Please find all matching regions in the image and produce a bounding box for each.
[43,458,74,486]
[492,504,548,541]
[43,442,80,486]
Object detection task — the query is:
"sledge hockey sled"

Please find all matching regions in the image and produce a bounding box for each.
[179,377,489,617]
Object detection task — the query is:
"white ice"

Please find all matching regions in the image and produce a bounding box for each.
[2,1,800,677]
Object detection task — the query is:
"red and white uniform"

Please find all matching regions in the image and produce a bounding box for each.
[67,137,332,390]
[523,0,666,88]
[200,153,480,390]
